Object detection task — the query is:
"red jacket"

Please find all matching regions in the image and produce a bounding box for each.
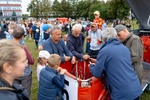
[93,18,104,30]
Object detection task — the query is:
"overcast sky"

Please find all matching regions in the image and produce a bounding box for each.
[21,0,30,14]
[21,0,108,14]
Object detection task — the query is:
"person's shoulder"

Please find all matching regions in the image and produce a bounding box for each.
[44,38,51,44]
[131,33,140,39]
[0,90,18,100]
[67,34,73,40]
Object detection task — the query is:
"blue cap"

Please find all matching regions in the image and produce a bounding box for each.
[42,24,51,31]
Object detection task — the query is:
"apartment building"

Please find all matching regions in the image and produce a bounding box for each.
[0,0,22,19]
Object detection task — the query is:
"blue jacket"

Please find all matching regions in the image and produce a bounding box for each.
[67,33,85,59]
[90,39,142,100]
[0,78,29,100]
[38,66,62,100]
[43,38,73,62]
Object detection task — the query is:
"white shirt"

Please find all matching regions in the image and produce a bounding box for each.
[37,64,46,81]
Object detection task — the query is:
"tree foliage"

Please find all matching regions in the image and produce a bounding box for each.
[12,10,16,21]
[107,0,129,20]
[76,0,91,18]
[27,0,130,20]
[52,0,73,17]
[27,0,40,18]
[39,0,52,18]
[27,0,52,18]
[22,14,29,20]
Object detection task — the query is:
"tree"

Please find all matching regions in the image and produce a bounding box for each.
[76,0,91,18]
[39,0,52,18]
[52,0,74,17]
[22,14,29,20]
[12,10,16,21]
[88,1,109,20]
[52,0,61,16]
[27,0,40,18]
[107,0,129,20]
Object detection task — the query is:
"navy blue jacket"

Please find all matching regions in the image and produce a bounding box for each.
[38,66,63,100]
[43,38,73,62]
[0,78,29,100]
[66,33,85,59]
[90,39,142,100]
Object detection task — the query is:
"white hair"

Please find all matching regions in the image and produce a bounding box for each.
[72,24,82,31]
[102,28,117,42]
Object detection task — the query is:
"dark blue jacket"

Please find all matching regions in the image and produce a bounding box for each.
[90,39,142,100]
[31,25,37,32]
[38,66,62,100]
[43,38,73,62]
[0,78,29,100]
[66,33,85,59]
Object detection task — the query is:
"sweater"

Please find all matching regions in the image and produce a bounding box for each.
[67,33,85,59]
[43,38,73,62]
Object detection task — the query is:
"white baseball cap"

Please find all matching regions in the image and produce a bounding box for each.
[39,50,50,59]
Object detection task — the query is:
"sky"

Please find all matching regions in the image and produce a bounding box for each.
[21,0,108,14]
[21,0,30,14]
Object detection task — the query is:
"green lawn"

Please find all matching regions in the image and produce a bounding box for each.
[25,34,150,100]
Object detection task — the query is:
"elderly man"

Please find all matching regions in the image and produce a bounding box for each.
[115,24,143,83]
[43,26,75,64]
[90,28,142,100]
[67,24,90,60]
[87,23,102,59]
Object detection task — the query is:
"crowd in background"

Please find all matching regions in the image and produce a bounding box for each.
[0,10,143,100]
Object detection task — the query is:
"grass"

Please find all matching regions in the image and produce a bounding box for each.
[25,32,150,100]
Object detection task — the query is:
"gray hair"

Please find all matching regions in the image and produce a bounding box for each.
[72,24,82,31]
[12,25,24,39]
[102,27,117,42]
[51,26,61,34]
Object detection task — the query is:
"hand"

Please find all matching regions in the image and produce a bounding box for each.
[38,45,43,51]
[98,38,101,41]
[56,66,62,72]
[88,63,95,68]
[82,54,90,60]
[71,56,76,64]
[60,69,67,74]
[65,56,71,61]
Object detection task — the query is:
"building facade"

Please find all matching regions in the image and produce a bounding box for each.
[0,0,22,19]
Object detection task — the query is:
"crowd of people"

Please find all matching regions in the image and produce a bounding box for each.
[0,10,143,100]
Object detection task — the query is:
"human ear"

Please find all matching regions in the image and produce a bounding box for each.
[2,63,13,74]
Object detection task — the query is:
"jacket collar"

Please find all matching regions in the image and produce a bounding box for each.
[0,78,24,91]
[45,66,57,74]
[100,38,119,50]
[123,33,132,44]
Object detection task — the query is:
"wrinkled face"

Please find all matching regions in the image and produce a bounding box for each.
[51,29,62,42]
[116,29,128,42]
[10,49,28,78]
[72,29,81,38]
